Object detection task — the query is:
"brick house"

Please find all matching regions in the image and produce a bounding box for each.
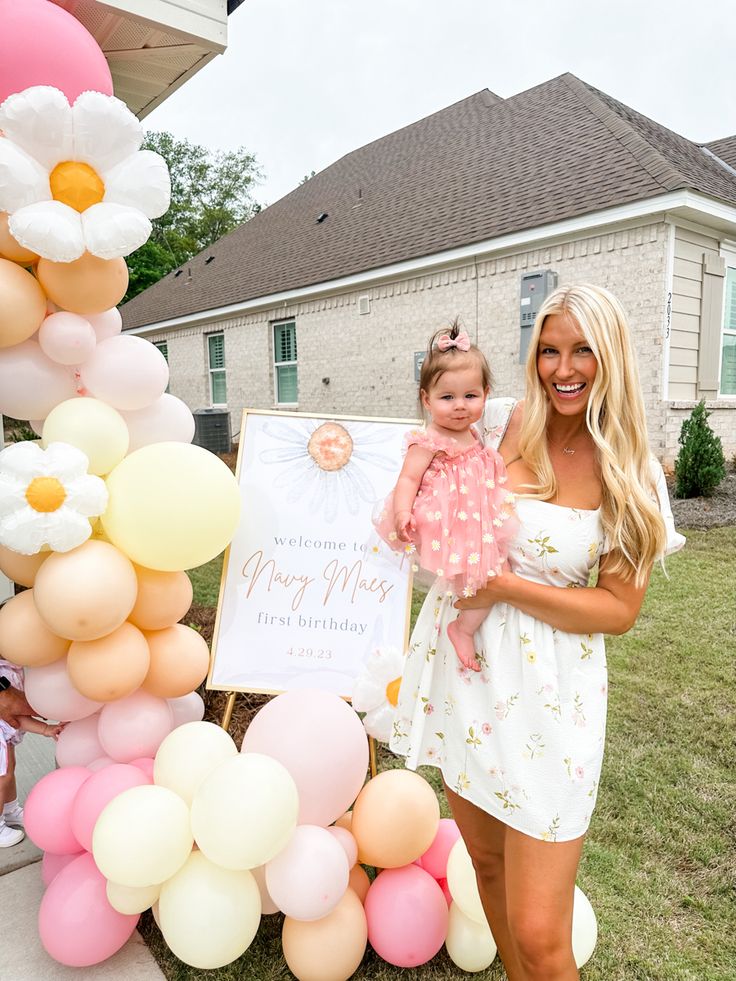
[122,73,736,464]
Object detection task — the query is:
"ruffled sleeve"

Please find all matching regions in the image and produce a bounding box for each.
[404,428,466,458]
[651,458,686,557]
[481,397,517,450]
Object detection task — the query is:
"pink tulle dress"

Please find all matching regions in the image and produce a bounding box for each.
[374,428,517,595]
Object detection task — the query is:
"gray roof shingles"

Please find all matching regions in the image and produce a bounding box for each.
[122,73,736,329]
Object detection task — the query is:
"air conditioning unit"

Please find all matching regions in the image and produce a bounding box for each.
[193,408,231,455]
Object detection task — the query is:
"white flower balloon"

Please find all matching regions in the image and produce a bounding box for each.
[351,646,405,742]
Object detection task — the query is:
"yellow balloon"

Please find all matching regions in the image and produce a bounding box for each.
[282,888,368,981]
[42,398,129,477]
[101,442,241,571]
[446,838,486,925]
[153,721,238,806]
[446,901,497,972]
[106,880,161,916]
[92,784,193,888]
[159,851,261,969]
[191,754,298,871]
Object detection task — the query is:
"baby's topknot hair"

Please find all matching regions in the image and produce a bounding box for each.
[418,318,493,417]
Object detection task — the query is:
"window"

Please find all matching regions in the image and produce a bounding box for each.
[721,268,736,395]
[154,341,170,393]
[273,320,297,404]
[207,333,227,405]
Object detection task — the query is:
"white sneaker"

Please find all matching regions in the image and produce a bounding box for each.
[0,819,24,847]
[3,802,23,828]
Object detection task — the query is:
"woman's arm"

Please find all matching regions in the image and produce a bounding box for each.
[392,444,436,541]
[455,552,649,635]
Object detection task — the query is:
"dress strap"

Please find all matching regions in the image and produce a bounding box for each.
[481,397,517,450]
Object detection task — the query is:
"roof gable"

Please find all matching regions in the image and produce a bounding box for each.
[123,74,736,329]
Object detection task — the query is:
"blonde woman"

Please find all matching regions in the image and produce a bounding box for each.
[390,284,684,981]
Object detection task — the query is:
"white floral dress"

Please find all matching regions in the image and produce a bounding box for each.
[390,398,685,842]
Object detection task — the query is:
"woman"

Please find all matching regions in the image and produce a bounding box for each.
[390,284,684,981]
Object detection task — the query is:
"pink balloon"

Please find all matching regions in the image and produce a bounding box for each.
[241,690,368,826]
[41,850,79,887]
[55,713,103,767]
[418,818,461,880]
[328,826,358,869]
[39,312,97,366]
[121,394,195,451]
[86,308,122,342]
[129,757,155,782]
[0,0,113,104]
[0,340,77,419]
[365,865,448,968]
[71,763,148,852]
[25,767,90,855]
[97,690,173,762]
[88,756,116,772]
[167,691,205,728]
[437,876,453,907]
[25,659,103,723]
[39,852,138,967]
[265,825,350,921]
[79,336,169,411]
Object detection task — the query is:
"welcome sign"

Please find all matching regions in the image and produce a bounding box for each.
[208,410,418,697]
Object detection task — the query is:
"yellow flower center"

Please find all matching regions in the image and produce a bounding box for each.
[25,476,66,513]
[385,676,402,707]
[49,161,105,212]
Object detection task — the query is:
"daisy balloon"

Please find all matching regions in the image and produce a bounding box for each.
[0,86,170,262]
[0,441,108,554]
[351,646,405,743]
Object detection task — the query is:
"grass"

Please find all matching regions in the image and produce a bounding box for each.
[152,527,736,980]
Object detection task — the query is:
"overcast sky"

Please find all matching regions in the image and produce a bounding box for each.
[148,0,736,207]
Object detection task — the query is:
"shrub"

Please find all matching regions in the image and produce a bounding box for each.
[674,400,726,498]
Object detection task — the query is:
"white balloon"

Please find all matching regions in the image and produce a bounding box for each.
[572,885,598,968]
[446,901,497,972]
[79,335,169,411]
[168,691,205,728]
[39,312,96,366]
[446,837,486,924]
[86,308,122,342]
[122,394,195,452]
[0,340,77,420]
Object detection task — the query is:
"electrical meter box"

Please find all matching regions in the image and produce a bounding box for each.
[519,269,558,363]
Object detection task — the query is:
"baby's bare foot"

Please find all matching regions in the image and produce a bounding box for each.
[447,618,481,672]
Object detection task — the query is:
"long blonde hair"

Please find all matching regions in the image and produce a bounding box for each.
[518,284,666,584]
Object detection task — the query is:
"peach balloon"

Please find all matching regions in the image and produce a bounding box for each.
[0,256,47,347]
[67,622,150,702]
[334,811,353,832]
[0,544,50,586]
[0,589,70,667]
[36,253,128,316]
[351,770,440,869]
[348,865,371,905]
[282,888,368,981]
[142,624,209,699]
[128,566,193,631]
[33,540,138,641]
[0,212,38,264]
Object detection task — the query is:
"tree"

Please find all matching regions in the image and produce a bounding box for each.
[674,400,726,498]
[124,132,263,301]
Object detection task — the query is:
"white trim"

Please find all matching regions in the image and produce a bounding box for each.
[207,331,227,407]
[127,190,736,337]
[718,247,736,397]
[661,222,675,399]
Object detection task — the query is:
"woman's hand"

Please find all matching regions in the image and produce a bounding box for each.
[454,564,515,609]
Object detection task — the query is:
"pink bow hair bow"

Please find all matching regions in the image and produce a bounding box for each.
[436,331,471,352]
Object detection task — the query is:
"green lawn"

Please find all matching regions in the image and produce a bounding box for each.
[152,527,735,980]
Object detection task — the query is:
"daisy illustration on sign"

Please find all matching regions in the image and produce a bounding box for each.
[0,441,107,554]
[259,418,396,523]
[0,85,170,262]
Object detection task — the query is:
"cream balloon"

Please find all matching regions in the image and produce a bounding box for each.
[33,540,137,641]
[42,398,129,477]
[153,722,238,806]
[66,622,150,702]
[282,888,368,981]
[0,544,49,586]
[191,753,299,871]
[159,851,261,970]
[102,442,241,571]
[141,624,209,698]
[0,589,70,667]
[106,880,161,916]
[121,394,195,452]
[572,885,598,968]
[446,838,486,925]
[128,565,192,631]
[446,901,497,972]
[92,784,192,888]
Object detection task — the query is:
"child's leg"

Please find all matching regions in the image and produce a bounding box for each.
[0,746,23,845]
[0,744,14,809]
[447,606,490,672]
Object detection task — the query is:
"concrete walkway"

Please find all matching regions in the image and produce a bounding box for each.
[0,733,166,980]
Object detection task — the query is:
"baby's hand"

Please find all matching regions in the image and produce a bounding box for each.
[44,722,66,740]
[395,511,416,543]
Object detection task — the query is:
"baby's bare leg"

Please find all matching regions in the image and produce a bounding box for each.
[447,606,490,672]
[0,745,16,807]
